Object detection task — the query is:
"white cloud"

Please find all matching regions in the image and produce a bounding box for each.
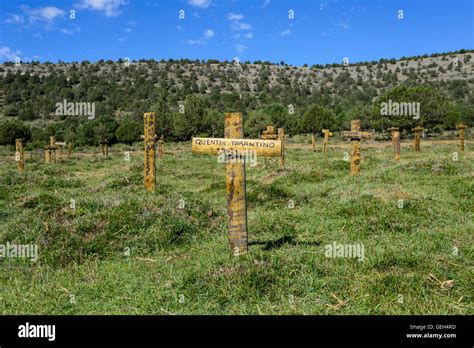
[320,1,328,11]
[203,29,214,39]
[187,29,215,45]
[61,24,81,35]
[188,0,212,8]
[176,25,183,30]
[281,29,291,37]
[76,0,127,17]
[20,5,65,22]
[227,13,243,20]
[231,22,251,31]
[338,20,350,29]
[236,44,247,53]
[262,0,271,8]
[5,14,25,24]
[0,46,21,61]
[244,32,253,39]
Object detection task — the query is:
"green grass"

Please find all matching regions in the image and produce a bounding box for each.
[0,140,473,314]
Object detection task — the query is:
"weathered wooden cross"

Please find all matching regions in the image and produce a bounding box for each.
[192,112,282,255]
[278,127,285,167]
[341,119,372,175]
[391,127,401,162]
[388,127,398,147]
[412,126,423,152]
[143,112,156,191]
[322,129,333,155]
[261,125,278,140]
[100,139,109,157]
[158,135,165,158]
[44,136,57,164]
[55,141,66,162]
[67,142,74,158]
[15,139,25,172]
[456,123,468,152]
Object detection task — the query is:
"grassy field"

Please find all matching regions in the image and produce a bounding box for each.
[0,138,472,315]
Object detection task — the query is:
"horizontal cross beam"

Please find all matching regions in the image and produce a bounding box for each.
[192,137,282,157]
[341,131,372,140]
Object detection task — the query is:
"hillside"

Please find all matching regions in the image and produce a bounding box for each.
[0,49,473,145]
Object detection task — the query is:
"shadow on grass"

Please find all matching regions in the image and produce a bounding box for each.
[249,235,321,251]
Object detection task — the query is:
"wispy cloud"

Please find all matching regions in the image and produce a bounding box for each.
[20,5,65,23]
[75,0,128,17]
[236,44,247,53]
[188,28,215,45]
[61,23,81,35]
[262,0,271,8]
[5,14,25,24]
[188,0,212,8]
[0,46,21,61]
[281,29,291,37]
[227,13,243,20]
[320,1,328,11]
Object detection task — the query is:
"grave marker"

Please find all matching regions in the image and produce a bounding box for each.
[278,128,285,167]
[143,112,156,191]
[15,139,25,172]
[412,126,423,152]
[55,141,66,162]
[67,142,73,158]
[100,139,109,157]
[322,129,333,156]
[388,127,398,147]
[456,123,468,152]
[44,136,57,164]
[261,125,278,140]
[158,135,165,158]
[341,119,372,175]
[391,127,401,163]
[192,113,282,254]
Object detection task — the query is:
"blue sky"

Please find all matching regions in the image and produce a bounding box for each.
[0,0,472,66]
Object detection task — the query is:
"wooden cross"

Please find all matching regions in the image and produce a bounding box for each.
[278,128,285,167]
[100,139,109,157]
[67,142,74,158]
[456,123,468,152]
[412,126,423,152]
[388,127,398,147]
[15,139,25,172]
[261,125,278,140]
[192,112,282,255]
[55,141,66,162]
[390,127,401,163]
[44,136,57,164]
[341,119,372,175]
[158,135,165,158]
[143,112,156,191]
[321,129,333,155]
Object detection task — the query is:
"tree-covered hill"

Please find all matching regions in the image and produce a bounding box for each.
[0,49,473,146]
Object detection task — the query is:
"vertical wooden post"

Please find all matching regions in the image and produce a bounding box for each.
[67,143,73,158]
[49,136,57,163]
[225,112,248,255]
[350,120,361,175]
[412,126,423,152]
[311,133,316,151]
[144,112,156,191]
[15,139,25,172]
[456,123,468,152]
[393,129,401,163]
[278,128,285,168]
[158,135,164,158]
[322,129,333,156]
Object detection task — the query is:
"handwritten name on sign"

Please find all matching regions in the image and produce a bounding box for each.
[340,131,372,140]
[192,137,282,157]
